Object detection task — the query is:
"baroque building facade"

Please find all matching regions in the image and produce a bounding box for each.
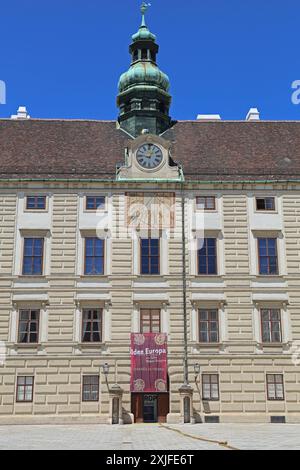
[0,5,300,424]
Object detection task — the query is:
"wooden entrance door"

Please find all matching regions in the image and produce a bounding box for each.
[157,393,169,423]
[131,393,169,423]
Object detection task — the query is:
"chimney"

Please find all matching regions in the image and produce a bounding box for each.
[246,108,260,121]
[11,106,30,120]
[197,114,222,121]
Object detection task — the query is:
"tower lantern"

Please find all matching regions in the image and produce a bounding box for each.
[117,3,172,137]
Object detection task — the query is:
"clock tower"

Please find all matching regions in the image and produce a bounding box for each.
[117,3,172,138]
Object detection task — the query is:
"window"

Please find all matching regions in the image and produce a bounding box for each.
[140,309,161,333]
[22,238,44,276]
[196,196,216,211]
[258,238,278,275]
[199,309,219,343]
[16,376,34,402]
[141,239,160,275]
[198,238,217,275]
[86,196,105,211]
[261,309,282,343]
[266,374,284,401]
[26,196,46,210]
[141,49,148,59]
[18,309,40,344]
[84,238,105,275]
[202,374,219,401]
[256,197,275,211]
[82,309,102,343]
[82,376,100,402]
[133,50,139,61]
[159,103,165,113]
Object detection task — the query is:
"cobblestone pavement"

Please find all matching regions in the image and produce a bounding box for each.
[0,423,299,450]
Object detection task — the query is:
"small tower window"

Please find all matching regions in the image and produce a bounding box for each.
[141,49,148,60]
[142,100,150,109]
[124,102,131,113]
[150,51,156,62]
[159,103,166,114]
[133,50,139,62]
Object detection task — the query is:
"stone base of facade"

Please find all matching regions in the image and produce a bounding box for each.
[167,412,300,424]
[0,413,135,426]
[0,413,299,426]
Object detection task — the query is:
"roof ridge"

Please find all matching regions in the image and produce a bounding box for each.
[0,118,117,123]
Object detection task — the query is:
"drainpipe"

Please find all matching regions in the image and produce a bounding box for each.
[181,187,189,385]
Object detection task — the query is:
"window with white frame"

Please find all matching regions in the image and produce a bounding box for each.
[199,309,219,343]
[261,309,282,343]
[18,309,40,344]
[202,374,219,401]
[81,308,103,343]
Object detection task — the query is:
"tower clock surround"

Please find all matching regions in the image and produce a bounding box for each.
[116,133,182,181]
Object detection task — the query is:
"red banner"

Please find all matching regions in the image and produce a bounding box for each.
[130,333,168,393]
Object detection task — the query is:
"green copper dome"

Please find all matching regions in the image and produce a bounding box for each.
[132,25,156,42]
[118,62,170,94]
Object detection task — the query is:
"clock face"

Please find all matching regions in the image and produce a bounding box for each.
[136,144,163,169]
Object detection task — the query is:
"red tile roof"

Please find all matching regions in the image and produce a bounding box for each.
[0,119,299,181]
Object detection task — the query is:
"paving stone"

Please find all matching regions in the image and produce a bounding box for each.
[0,423,299,450]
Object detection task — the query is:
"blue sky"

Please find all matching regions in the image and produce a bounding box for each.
[0,0,299,120]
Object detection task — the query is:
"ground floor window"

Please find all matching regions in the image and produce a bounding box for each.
[202,374,219,401]
[266,374,284,400]
[82,375,100,402]
[16,376,34,402]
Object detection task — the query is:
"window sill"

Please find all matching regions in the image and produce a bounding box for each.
[202,399,220,403]
[79,342,104,348]
[195,209,218,213]
[15,276,48,281]
[257,274,280,278]
[260,342,285,347]
[80,275,108,279]
[16,400,33,404]
[139,274,162,277]
[194,275,221,279]
[254,210,278,214]
[15,343,41,348]
[83,209,107,214]
[24,209,48,213]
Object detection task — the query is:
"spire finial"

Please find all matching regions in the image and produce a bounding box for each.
[141,2,151,27]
